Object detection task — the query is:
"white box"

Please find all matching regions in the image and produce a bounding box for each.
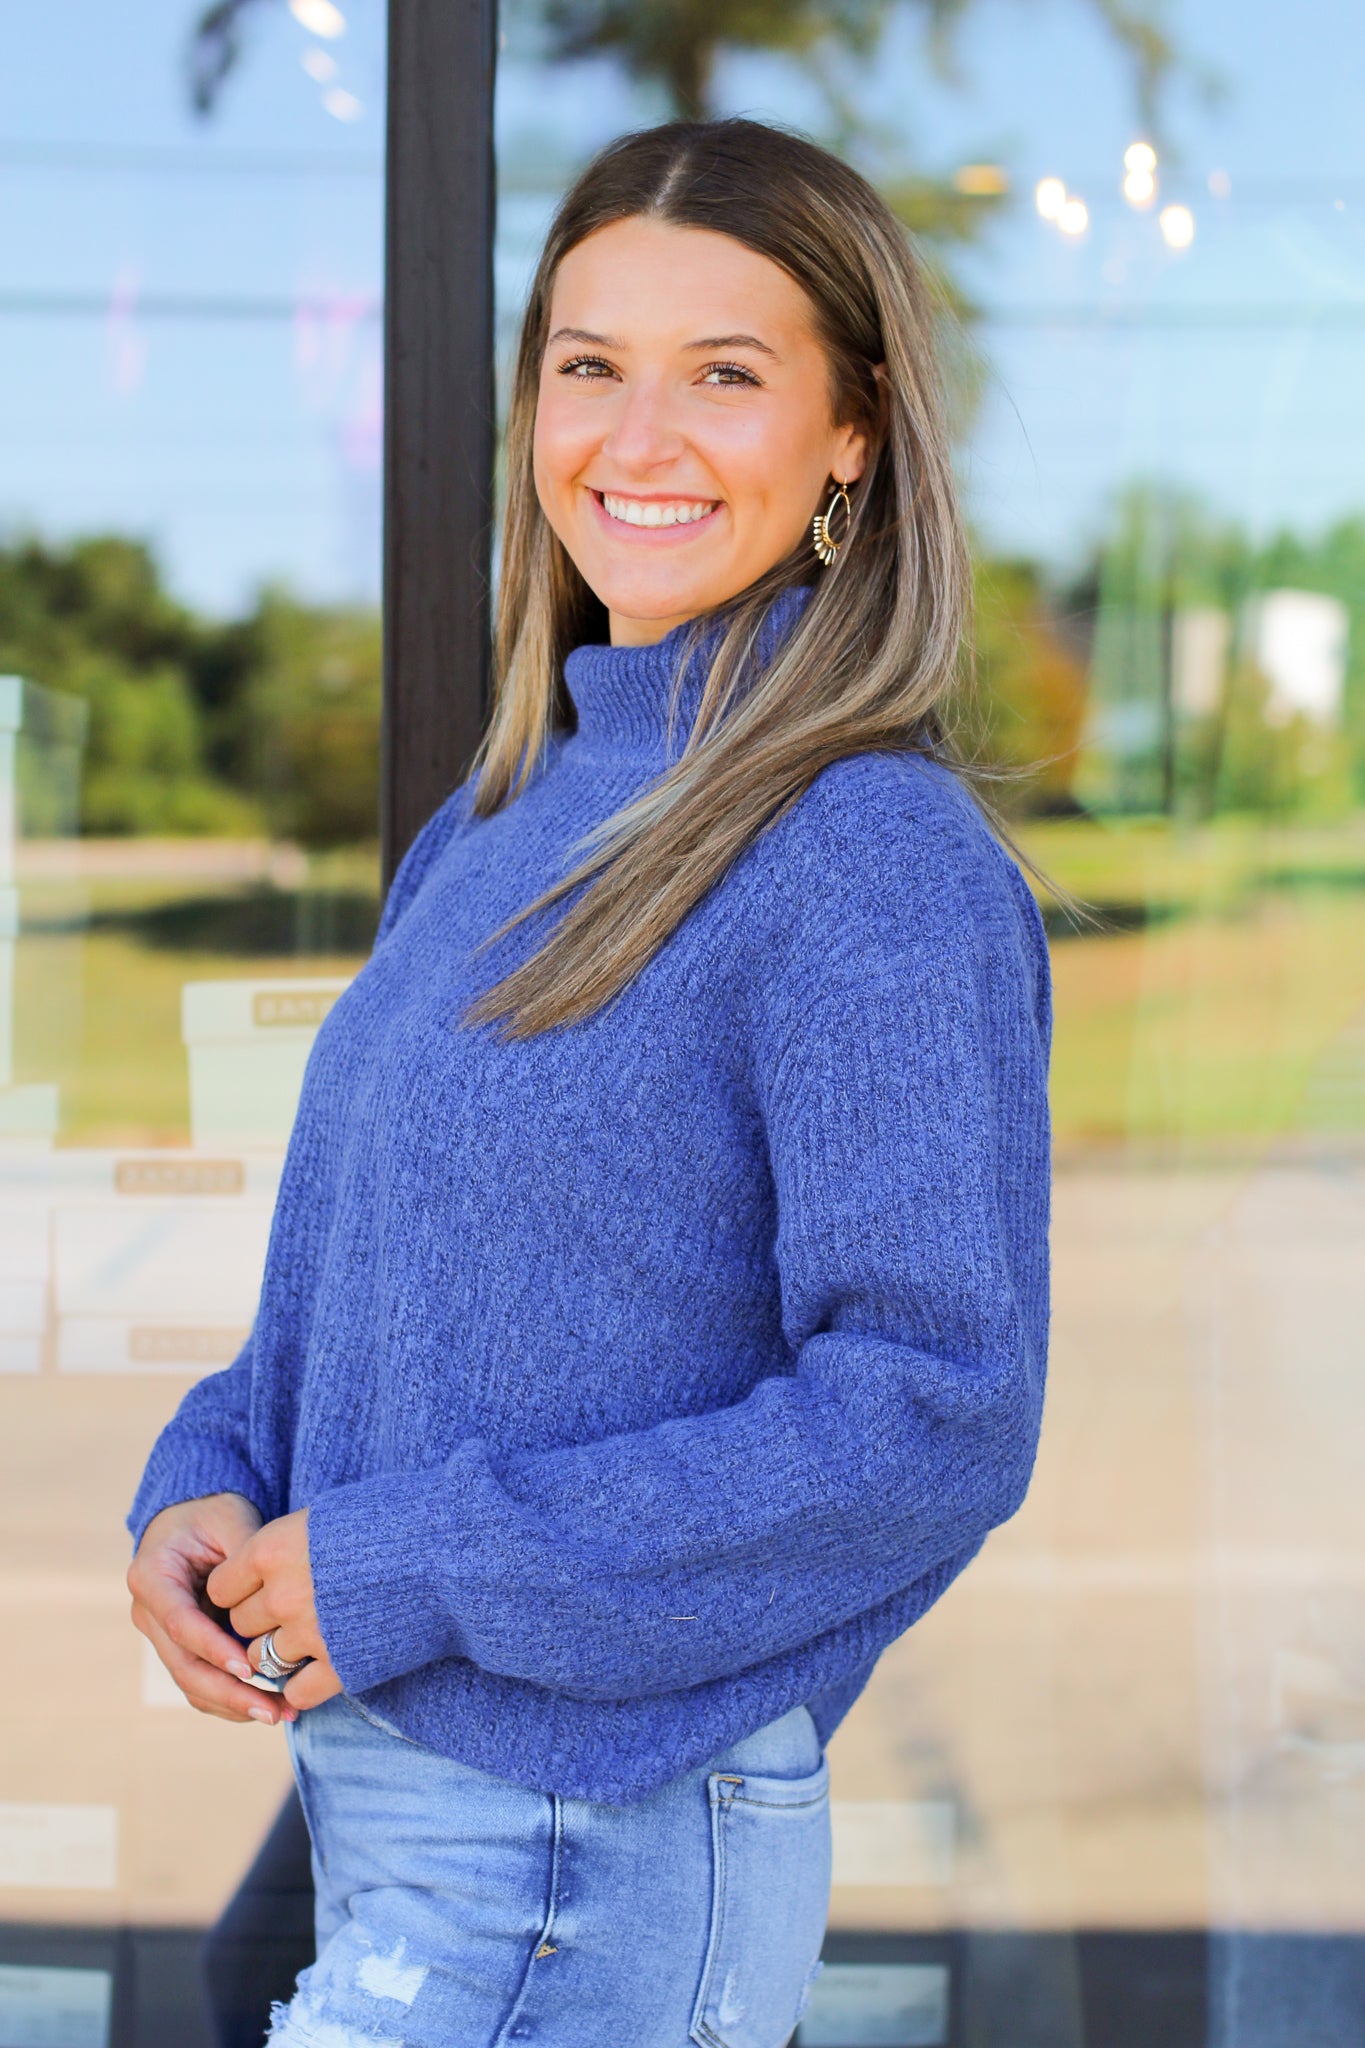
[0,1282,44,1334]
[0,1965,112,2048]
[51,1149,279,1374]
[0,1336,40,1375]
[182,977,351,1150]
[830,1800,956,1888]
[0,1804,117,1891]
[54,1203,271,1322]
[0,1084,60,1142]
[799,1965,950,2048]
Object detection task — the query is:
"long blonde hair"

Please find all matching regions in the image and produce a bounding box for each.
[469,118,973,1036]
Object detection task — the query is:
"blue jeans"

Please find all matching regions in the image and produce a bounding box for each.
[269,1692,831,2048]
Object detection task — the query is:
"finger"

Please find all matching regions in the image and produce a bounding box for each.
[284,1658,344,1711]
[131,1553,257,1682]
[228,1590,285,1642]
[205,1547,264,1611]
[159,1591,258,1683]
[138,1606,259,1723]
[139,1606,296,1726]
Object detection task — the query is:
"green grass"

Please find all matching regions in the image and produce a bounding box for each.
[13,822,1365,1153]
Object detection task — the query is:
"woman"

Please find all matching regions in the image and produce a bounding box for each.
[128,118,1050,2048]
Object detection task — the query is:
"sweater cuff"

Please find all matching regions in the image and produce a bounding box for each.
[127,1438,273,1550]
[307,1468,467,1694]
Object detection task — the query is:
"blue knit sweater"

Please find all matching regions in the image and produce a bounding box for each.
[129,587,1052,1805]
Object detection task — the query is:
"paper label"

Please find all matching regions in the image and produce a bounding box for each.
[799,1963,950,2048]
[0,1805,117,1891]
[0,1967,111,2048]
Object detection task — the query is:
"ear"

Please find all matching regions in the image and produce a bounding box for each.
[831,418,870,486]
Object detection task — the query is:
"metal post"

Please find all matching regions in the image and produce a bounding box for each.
[381,0,498,885]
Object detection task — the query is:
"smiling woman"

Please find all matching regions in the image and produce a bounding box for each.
[533,217,869,639]
[126,118,1051,2048]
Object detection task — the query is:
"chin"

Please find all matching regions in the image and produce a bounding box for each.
[595,572,722,624]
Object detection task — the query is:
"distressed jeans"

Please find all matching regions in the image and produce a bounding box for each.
[268,1691,831,2048]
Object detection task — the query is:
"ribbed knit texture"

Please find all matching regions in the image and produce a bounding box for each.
[129,586,1052,1805]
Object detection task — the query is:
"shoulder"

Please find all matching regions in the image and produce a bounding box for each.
[755,750,1038,947]
[375,777,480,943]
[733,749,1051,1057]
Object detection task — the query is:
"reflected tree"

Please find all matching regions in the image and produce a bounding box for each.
[186,0,1179,166]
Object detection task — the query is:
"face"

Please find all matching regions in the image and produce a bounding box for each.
[532,216,869,647]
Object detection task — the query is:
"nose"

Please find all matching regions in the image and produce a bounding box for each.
[599,375,686,475]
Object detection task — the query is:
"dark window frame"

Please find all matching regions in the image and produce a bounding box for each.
[381,0,498,887]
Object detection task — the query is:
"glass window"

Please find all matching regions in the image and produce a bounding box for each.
[6,4,1364,2042]
[1,3,384,2034]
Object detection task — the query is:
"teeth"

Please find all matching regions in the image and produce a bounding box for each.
[601,494,716,528]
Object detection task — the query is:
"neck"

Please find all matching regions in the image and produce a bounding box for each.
[565,584,815,754]
[608,607,701,649]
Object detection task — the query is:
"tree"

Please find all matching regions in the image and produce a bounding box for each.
[0,535,383,843]
[534,0,1174,129]
[188,0,1176,139]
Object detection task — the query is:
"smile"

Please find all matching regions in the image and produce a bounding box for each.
[594,491,720,530]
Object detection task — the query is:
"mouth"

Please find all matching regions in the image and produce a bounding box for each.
[589,489,722,538]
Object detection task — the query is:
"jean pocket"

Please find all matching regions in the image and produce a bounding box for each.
[690,1756,832,2048]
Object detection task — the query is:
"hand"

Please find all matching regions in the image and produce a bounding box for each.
[128,1493,295,1726]
[206,1507,343,1712]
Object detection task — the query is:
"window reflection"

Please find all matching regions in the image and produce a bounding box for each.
[4,3,1365,2044]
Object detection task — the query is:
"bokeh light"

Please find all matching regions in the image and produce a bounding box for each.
[1159,203,1195,249]
[1058,196,1089,236]
[1124,140,1158,174]
[288,0,347,37]
[953,164,1010,196]
[1035,176,1067,221]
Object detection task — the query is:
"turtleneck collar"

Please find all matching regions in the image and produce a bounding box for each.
[563,583,814,753]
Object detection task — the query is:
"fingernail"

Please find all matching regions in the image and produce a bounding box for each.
[229,1659,253,1682]
[248,1706,276,1725]
[283,1707,299,1723]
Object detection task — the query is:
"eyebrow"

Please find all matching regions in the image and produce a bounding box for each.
[684,333,780,359]
[546,326,780,360]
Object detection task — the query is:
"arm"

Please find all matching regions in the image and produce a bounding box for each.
[127,1332,275,1547]
[305,836,1052,1701]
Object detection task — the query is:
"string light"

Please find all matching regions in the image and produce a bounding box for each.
[289,0,346,37]
[1124,141,1157,175]
[1058,197,1090,237]
[1035,177,1067,221]
[1123,166,1157,208]
[1159,203,1195,249]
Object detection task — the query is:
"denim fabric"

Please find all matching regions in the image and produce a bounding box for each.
[268,1695,831,2048]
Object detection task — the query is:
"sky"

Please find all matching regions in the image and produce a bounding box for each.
[1,0,1364,616]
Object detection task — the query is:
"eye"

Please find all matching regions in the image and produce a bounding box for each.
[557,354,617,380]
[700,360,763,388]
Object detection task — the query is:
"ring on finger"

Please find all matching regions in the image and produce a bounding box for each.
[256,1630,312,1684]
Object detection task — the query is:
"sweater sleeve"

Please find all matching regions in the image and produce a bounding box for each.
[126,1332,277,1547]
[306,812,1052,1702]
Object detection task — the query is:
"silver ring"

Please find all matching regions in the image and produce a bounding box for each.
[257,1630,310,1682]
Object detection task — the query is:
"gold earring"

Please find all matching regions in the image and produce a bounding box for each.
[812,478,853,566]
